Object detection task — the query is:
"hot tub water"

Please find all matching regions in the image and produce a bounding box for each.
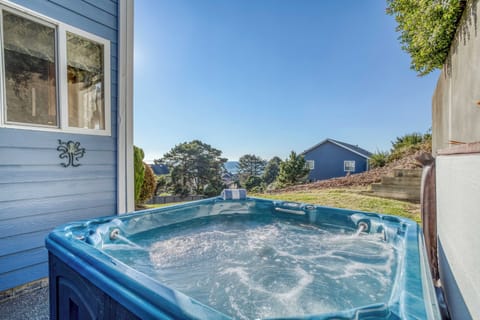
[47,197,441,319]
[104,214,399,319]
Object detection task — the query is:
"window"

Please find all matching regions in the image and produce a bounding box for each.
[344,160,355,172]
[67,32,105,130]
[3,11,57,126]
[306,160,315,170]
[0,5,110,135]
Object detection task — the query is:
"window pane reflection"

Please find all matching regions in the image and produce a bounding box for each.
[3,11,57,126]
[67,32,104,130]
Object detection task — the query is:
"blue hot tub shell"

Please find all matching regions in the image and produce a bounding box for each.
[46,197,441,319]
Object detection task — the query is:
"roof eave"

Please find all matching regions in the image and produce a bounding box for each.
[302,139,371,159]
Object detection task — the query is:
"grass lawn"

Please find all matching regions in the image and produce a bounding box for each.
[143,202,187,209]
[252,187,421,223]
[141,188,421,223]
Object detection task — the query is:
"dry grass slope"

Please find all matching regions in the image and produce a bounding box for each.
[271,141,430,193]
[256,141,430,223]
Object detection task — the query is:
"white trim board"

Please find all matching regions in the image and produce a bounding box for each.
[0,0,112,136]
[117,0,134,214]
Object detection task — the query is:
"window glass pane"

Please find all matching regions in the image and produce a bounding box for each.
[344,161,355,172]
[2,11,57,126]
[306,160,314,170]
[67,32,104,130]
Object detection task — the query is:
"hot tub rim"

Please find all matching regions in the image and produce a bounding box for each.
[46,196,440,320]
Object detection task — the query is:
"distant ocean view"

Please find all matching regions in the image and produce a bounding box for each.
[224,161,239,174]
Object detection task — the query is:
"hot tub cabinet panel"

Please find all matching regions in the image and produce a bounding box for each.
[46,197,441,320]
[49,253,140,320]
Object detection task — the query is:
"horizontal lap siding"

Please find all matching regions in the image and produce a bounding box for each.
[0,148,116,166]
[304,142,368,181]
[0,191,116,220]
[0,263,48,292]
[0,0,119,291]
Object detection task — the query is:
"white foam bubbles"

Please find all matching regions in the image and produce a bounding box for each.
[108,215,399,319]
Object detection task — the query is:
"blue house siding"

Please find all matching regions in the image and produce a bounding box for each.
[0,0,120,291]
[303,141,370,181]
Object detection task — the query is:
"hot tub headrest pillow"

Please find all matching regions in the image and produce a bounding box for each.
[221,189,247,200]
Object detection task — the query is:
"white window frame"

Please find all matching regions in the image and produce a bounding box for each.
[306,160,315,170]
[344,160,355,172]
[0,1,111,136]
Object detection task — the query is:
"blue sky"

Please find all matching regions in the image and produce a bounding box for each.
[134,0,439,162]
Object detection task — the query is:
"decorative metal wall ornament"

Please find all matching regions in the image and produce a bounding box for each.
[57,140,86,167]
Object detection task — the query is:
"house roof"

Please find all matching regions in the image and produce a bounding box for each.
[150,164,169,175]
[302,138,372,159]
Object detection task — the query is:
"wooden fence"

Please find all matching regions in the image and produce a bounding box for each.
[147,195,205,205]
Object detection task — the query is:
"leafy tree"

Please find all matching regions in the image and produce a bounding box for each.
[159,140,227,196]
[276,151,310,186]
[138,163,156,203]
[244,175,263,191]
[134,146,145,204]
[155,174,170,195]
[386,0,465,75]
[263,156,282,185]
[238,154,267,177]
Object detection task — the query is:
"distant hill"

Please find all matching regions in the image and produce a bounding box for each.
[224,161,239,174]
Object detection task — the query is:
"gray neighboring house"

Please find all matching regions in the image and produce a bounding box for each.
[150,164,169,175]
[302,138,372,181]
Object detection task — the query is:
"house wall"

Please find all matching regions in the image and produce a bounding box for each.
[432,0,480,154]
[303,142,368,181]
[0,0,120,291]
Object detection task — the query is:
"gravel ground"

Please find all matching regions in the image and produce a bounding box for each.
[0,287,49,320]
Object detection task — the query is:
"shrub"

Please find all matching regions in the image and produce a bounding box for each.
[134,146,145,204]
[244,175,263,191]
[391,132,424,150]
[369,151,390,168]
[138,162,156,203]
[203,182,225,197]
[250,185,265,193]
[389,131,432,161]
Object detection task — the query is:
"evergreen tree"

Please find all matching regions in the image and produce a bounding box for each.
[277,151,309,186]
[238,154,266,177]
[263,156,282,185]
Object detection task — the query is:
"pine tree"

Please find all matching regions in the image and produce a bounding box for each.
[276,151,309,186]
[263,156,282,185]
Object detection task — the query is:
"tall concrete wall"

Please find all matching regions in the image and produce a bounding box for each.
[432,0,480,154]
[432,1,480,318]
[436,150,480,319]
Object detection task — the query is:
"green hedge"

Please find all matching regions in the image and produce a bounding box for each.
[134,146,145,205]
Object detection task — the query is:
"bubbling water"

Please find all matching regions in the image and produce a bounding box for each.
[105,215,398,319]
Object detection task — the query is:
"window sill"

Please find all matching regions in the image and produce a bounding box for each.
[1,123,111,136]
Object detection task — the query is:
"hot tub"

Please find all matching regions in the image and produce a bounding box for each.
[46,196,441,319]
